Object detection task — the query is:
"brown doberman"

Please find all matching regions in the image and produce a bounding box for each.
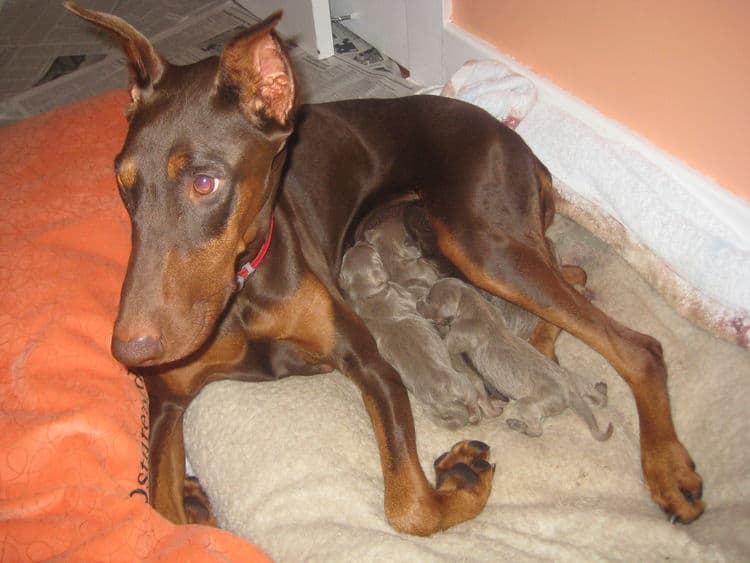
[65,4,704,535]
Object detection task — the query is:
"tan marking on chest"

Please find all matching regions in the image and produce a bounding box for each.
[248,274,336,356]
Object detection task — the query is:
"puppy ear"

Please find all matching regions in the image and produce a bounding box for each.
[216,12,296,129]
[64,2,165,109]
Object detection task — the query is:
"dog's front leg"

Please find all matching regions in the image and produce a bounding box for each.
[143,374,217,526]
[143,376,190,524]
[334,313,495,536]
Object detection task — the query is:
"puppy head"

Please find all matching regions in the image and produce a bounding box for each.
[339,242,389,300]
[364,218,421,261]
[403,204,438,254]
[416,278,463,324]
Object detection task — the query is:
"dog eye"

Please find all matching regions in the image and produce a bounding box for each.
[192,174,219,195]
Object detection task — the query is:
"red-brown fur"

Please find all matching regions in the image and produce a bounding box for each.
[65,3,703,535]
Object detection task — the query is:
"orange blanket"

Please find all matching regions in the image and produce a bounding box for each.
[0,91,268,561]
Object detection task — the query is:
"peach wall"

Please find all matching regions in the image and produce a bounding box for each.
[452,0,750,202]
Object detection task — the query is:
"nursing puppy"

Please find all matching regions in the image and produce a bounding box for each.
[403,204,545,341]
[362,209,559,404]
[339,241,502,426]
[363,214,441,296]
[419,278,613,440]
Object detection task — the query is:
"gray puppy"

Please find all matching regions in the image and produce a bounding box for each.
[363,216,441,296]
[339,241,503,427]
[418,278,613,440]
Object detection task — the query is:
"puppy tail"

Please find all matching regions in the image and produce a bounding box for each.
[571,392,614,441]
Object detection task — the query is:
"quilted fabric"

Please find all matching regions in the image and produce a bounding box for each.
[0,91,268,562]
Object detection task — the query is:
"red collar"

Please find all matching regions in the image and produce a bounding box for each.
[235,213,274,292]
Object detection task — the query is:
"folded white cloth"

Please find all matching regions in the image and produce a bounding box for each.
[419,60,536,129]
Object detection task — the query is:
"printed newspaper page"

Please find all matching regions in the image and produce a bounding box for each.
[0,1,416,126]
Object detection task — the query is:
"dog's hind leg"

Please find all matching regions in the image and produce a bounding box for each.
[433,220,703,522]
[527,263,587,362]
[426,163,703,522]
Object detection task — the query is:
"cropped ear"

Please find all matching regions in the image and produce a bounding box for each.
[216,12,296,128]
[64,2,165,108]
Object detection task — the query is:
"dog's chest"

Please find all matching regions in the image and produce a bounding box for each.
[245,273,336,357]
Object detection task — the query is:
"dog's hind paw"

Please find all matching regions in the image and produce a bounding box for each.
[642,439,704,524]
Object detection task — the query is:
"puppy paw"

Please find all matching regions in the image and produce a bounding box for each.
[418,377,490,427]
[585,381,608,407]
[428,400,476,428]
[479,397,505,418]
[506,417,543,437]
[506,417,527,433]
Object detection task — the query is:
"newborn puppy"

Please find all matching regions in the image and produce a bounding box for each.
[339,242,502,426]
[418,278,613,440]
[403,204,541,340]
[363,216,506,405]
[363,216,441,296]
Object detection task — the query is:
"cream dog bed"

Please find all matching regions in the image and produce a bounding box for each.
[184,216,749,562]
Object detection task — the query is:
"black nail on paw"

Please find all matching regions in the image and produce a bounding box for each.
[434,452,449,469]
[447,462,479,487]
[471,459,493,472]
[468,440,489,452]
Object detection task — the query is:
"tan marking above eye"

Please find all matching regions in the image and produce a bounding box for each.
[167,151,190,180]
[117,158,137,189]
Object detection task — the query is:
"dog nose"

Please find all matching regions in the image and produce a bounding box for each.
[111,334,164,366]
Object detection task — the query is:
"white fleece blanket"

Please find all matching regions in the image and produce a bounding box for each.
[184,216,750,562]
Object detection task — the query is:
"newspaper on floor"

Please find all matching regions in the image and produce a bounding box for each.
[0,0,416,126]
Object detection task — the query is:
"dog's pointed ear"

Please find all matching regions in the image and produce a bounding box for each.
[216,12,296,129]
[64,2,165,107]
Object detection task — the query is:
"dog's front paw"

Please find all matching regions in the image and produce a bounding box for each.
[183,475,217,526]
[434,440,495,493]
[642,439,704,524]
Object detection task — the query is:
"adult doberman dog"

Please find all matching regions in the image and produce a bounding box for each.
[66,4,703,535]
